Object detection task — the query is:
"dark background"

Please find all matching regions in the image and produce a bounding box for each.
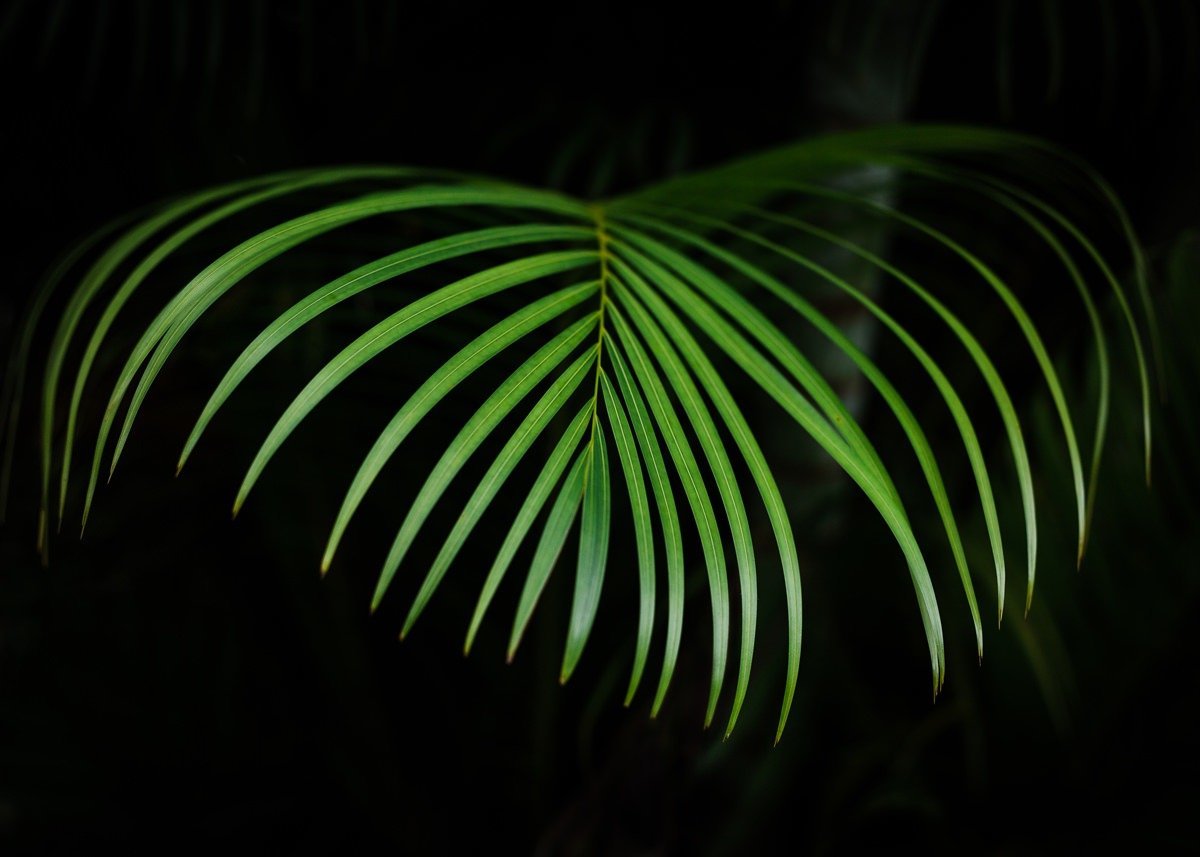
[2,1,1198,853]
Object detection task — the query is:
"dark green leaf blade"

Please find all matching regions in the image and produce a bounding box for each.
[465,403,592,654]
[372,326,599,611]
[179,224,594,473]
[322,282,597,573]
[233,251,597,516]
[509,451,588,661]
[83,184,591,524]
[63,168,418,529]
[401,339,599,638]
[607,305,730,727]
[610,249,811,737]
[613,209,984,656]
[3,223,119,533]
[599,371,657,705]
[608,274,761,732]
[562,421,611,682]
[605,341,683,714]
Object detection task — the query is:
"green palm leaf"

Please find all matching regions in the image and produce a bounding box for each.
[641,200,1036,619]
[401,336,599,637]
[606,305,731,728]
[510,450,589,661]
[598,371,657,706]
[604,341,685,715]
[608,250,806,739]
[608,269,764,735]
[81,183,588,526]
[373,320,598,612]
[231,251,597,517]
[179,225,594,475]
[465,403,592,654]
[60,168,417,532]
[9,125,1154,741]
[563,420,611,683]
[747,181,1086,573]
[1,219,124,534]
[609,210,985,652]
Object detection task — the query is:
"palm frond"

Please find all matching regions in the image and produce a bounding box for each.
[2,124,1154,740]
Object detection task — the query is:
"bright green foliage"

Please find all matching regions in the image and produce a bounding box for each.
[3,125,1154,740]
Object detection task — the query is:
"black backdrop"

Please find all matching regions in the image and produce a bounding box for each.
[2,2,1198,853]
